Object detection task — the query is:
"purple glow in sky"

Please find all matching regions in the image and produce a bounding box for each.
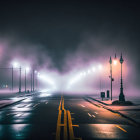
[0,1,140,97]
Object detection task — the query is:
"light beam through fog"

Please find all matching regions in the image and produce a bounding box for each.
[0,39,137,97]
[0,0,139,97]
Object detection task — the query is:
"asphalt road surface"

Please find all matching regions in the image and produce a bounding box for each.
[0,92,140,140]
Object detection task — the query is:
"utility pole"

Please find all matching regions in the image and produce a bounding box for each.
[12,67,13,91]
[25,69,26,93]
[33,69,34,92]
[31,73,32,92]
[109,57,113,101]
[36,74,38,91]
[19,66,21,93]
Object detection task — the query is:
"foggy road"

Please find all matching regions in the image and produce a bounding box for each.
[0,1,140,140]
[0,92,140,140]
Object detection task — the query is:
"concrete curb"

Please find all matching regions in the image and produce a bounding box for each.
[84,96,140,128]
[87,97,110,106]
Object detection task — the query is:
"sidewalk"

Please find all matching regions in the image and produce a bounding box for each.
[0,97,26,109]
[86,96,140,126]
[0,91,35,109]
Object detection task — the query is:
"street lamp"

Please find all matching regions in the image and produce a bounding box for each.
[25,67,30,93]
[109,57,115,101]
[11,66,13,91]
[113,54,117,65]
[119,54,125,101]
[109,57,113,100]
[30,73,32,92]
[98,64,103,92]
[34,70,38,91]
[33,69,35,92]
[19,66,21,93]
[12,61,21,93]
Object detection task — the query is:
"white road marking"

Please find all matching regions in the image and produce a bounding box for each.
[88,113,92,117]
[33,103,40,108]
[80,104,85,107]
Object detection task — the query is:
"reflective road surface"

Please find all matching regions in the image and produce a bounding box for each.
[0,93,140,140]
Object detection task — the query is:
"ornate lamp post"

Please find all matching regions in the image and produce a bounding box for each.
[119,54,125,101]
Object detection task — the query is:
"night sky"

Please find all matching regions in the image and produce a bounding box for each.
[0,0,140,88]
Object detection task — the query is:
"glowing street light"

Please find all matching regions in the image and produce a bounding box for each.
[26,67,30,73]
[113,60,117,65]
[98,64,103,70]
[109,55,116,101]
[11,61,19,91]
[109,57,113,100]
[34,70,38,91]
[113,54,118,65]
[92,67,96,72]
[11,61,21,93]
[12,61,19,68]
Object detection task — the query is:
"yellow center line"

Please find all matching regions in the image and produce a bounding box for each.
[63,97,68,140]
[62,98,65,110]
[58,96,63,110]
[56,96,82,140]
[56,110,62,140]
[72,125,79,127]
[64,109,68,140]
[67,110,75,140]
[115,125,127,133]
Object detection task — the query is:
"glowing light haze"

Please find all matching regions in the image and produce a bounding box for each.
[0,1,140,97]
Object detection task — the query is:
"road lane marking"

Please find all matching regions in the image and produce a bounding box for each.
[84,97,139,128]
[71,113,75,114]
[80,104,85,107]
[115,125,127,133]
[15,113,23,117]
[95,112,98,114]
[58,96,62,110]
[92,115,96,118]
[33,103,40,108]
[56,110,62,140]
[56,96,82,140]
[45,102,48,104]
[67,110,75,140]
[72,125,79,127]
[56,95,64,140]
[25,104,32,107]
[64,109,68,140]
[62,98,65,110]
[88,113,92,117]
[6,113,12,116]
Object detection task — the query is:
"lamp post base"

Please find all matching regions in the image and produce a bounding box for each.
[119,93,125,102]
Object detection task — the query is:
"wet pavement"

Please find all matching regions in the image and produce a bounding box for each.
[0,93,140,140]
